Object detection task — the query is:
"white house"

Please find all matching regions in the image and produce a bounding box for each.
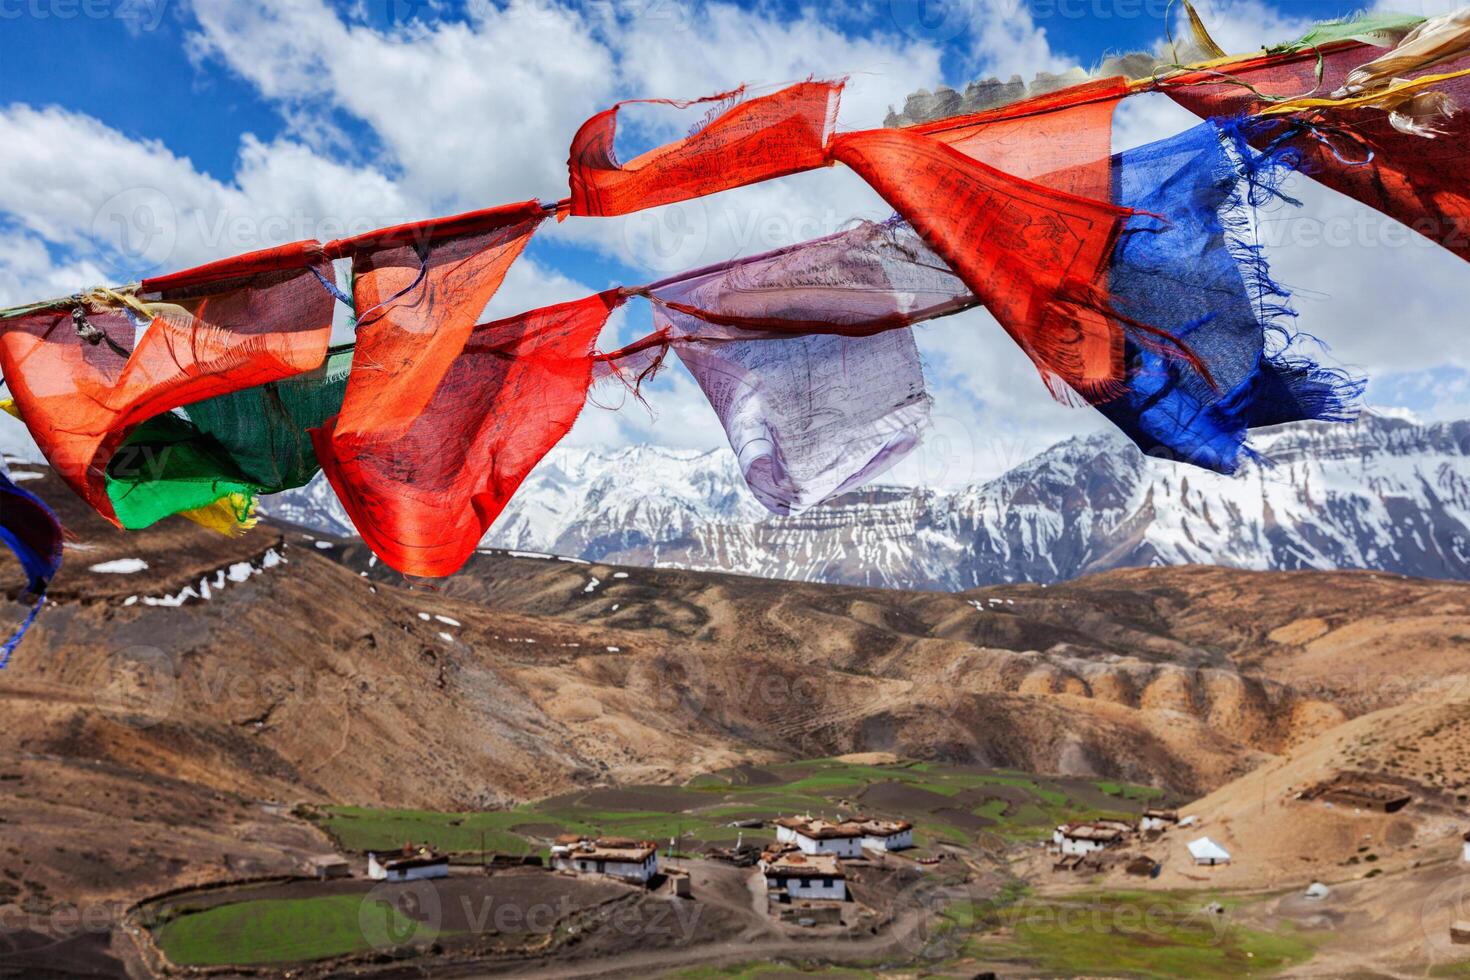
[859,819,914,852]
[1139,808,1180,833]
[1187,836,1232,866]
[773,817,864,858]
[549,836,659,884]
[1462,831,1470,864]
[1053,821,1129,857]
[761,849,846,902]
[367,846,448,882]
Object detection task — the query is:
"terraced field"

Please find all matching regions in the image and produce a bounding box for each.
[305,757,1172,859]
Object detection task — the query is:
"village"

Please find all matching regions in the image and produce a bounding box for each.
[295,810,922,931]
[96,748,1470,977]
[118,750,1470,977]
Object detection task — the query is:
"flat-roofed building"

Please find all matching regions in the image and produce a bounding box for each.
[859,819,914,852]
[549,836,659,884]
[1052,821,1130,857]
[305,854,351,880]
[367,845,448,882]
[1139,808,1180,833]
[773,817,864,858]
[760,848,846,902]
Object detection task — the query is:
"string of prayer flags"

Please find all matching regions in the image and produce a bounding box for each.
[669,330,931,516]
[323,202,548,445]
[909,77,1128,201]
[829,127,1150,401]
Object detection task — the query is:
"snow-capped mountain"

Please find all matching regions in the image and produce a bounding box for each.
[264,412,1470,590]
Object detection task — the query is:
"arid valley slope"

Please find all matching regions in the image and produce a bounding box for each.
[6,458,1470,976]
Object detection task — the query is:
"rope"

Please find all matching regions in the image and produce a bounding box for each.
[1257,64,1470,117]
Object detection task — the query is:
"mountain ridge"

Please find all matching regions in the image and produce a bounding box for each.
[266,411,1470,589]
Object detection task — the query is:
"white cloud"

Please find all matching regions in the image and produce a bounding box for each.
[1370,0,1467,17]
[964,3,1073,81]
[0,103,424,284]
[0,231,109,309]
[185,0,948,279]
[187,0,617,210]
[607,3,945,129]
[1262,175,1470,373]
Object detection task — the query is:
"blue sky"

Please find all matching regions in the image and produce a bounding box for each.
[2,0,1468,486]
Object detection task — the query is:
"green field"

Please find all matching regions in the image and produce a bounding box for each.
[152,894,436,967]
[952,888,1318,978]
[306,758,1172,857]
[310,806,543,855]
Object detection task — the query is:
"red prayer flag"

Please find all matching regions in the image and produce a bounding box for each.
[830,128,1135,398]
[313,291,622,577]
[911,77,1127,201]
[324,202,547,443]
[568,81,843,217]
[0,242,335,524]
[1165,43,1470,263]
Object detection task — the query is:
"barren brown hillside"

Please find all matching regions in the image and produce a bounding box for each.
[6,459,1470,938]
